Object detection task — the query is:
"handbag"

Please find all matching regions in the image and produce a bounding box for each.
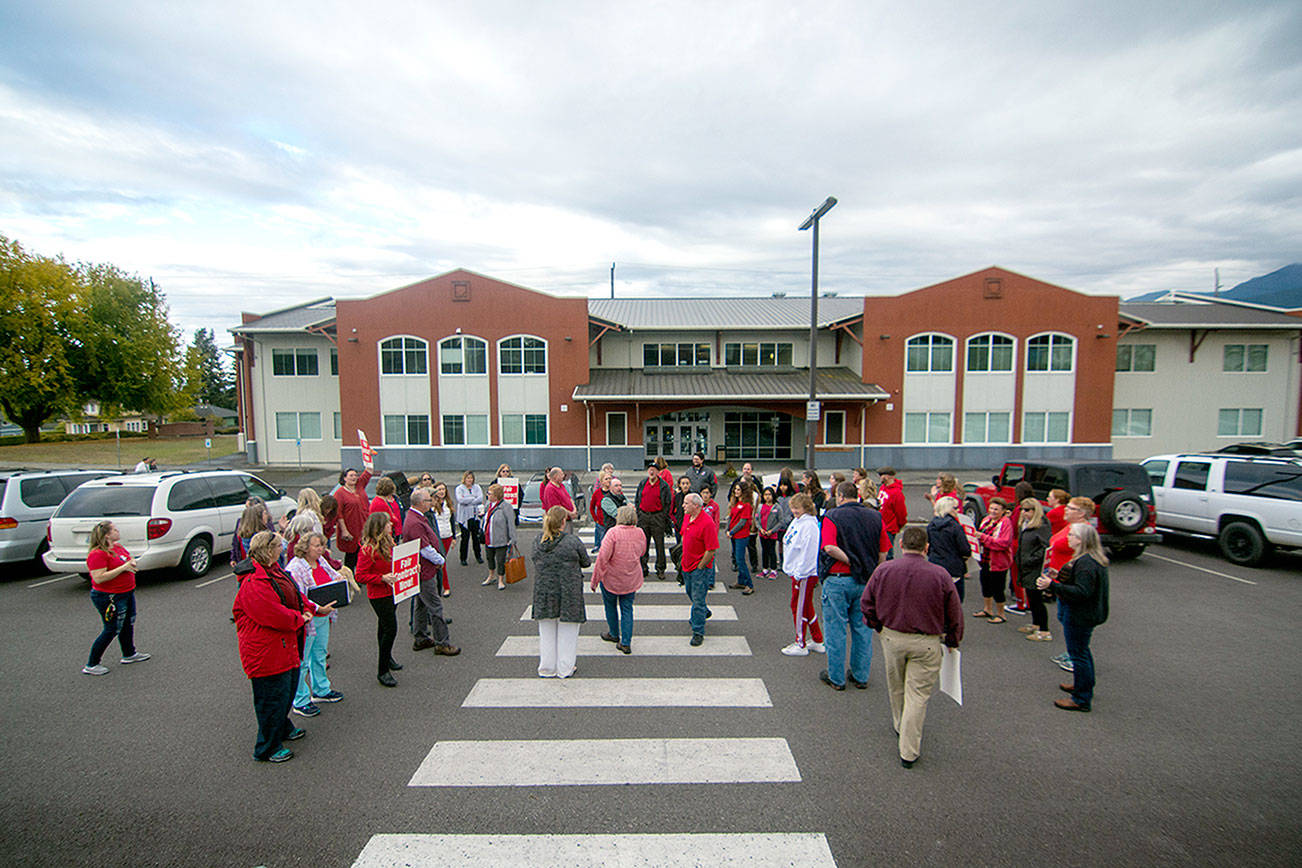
[504,543,527,584]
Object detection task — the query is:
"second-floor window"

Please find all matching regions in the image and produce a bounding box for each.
[644,342,710,367]
[1223,344,1267,372]
[439,336,488,374]
[380,337,428,375]
[966,334,1014,372]
[1116,344,1155,372]
[1027,334,1074,372]
[500,337,546,374]
[724,341,793,367]
[906,334,954,373]
[271,348,319,376]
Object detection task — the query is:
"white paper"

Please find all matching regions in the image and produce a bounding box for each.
[391,538,421,604]
[939,647,962,706]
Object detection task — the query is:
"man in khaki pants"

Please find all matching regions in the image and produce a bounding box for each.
[861,525,963,768]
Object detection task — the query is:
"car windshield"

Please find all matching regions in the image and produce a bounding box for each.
[57,485,155,517]
[1077,465,1151,495]
[521,482,542,505]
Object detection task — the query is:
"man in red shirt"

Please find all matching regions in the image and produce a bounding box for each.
[540,467,577,519]
[877,466,908,559]
[636,464,672,580]
[678,493,719,646]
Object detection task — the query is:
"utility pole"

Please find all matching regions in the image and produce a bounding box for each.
[1214,267,1221,297]
[799,197,837,471]
[610,263,615,299]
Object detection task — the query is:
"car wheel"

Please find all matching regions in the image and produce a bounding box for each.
[1108,544,1145,561]
[181,537,213,578]
[963,498,984,523]
[1100,490,1147,534]
[1218,521,1267,567]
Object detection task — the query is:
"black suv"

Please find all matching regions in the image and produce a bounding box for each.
[965,459,1161,559]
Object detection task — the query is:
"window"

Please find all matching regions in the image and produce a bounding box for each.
[1142,459,1169,487]
[242,475,279,501]
[1023,411,1070,443]
[643,342,711,367]
[271,348,319,376]
[207,475,248,508]
[607,412,627,446]
[904,412,951,443]
[1223,344,1268,372]
[329,348,338,376]
[383,414,430,445]
[1116,344,1155,372]
[1026,334,1074,372]
[724,342,793,367]
[380,337,428,375]
[439,336,488,374]
[500,337,546,374]
[19,477,68,508]
[905,335,954,373]
[274,412,322,440]
[1111,409,1153,437]
[1218,408,1263,437]
[502,413,548,445]
[167,478,215,512]
[723,411,792,459]
[963,412,1011,443]
[966,334,1014,372]
[442,414,489,446]
[824,411,845,445]
[1224,461,1302,501]
[332,412,341,440]
[1172,461,1210,491]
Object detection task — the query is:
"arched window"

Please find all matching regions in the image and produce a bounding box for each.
[439,336,488,375]
[1027,333,1074,372]
[966,333,1015,372]
[499,336,546,374]
[905,334,954,373]
[379,336,428,375]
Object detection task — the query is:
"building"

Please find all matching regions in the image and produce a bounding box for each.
[231,267,1302,471]
[63,403,150,435]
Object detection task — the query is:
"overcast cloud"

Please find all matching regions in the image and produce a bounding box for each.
[1,0,1299,339]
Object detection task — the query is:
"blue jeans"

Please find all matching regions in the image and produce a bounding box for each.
[820,574,872,686]
[1062,618,1096,707]
[600,586,635,646]
[683,565,714,635]
[593,523,608,552]
[88,589,136,666]
[294,616,333,706]
[732,538,753,588]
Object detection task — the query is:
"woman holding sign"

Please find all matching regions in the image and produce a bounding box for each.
[357,513,403,687]
[286,533,344,715]
[334,468,373,572]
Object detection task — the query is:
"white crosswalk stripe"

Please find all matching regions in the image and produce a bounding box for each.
[520,603,737,621]
[495,634,752,657]
[461,677,771,707]
[408,737,799,786]
[353,832,837,867]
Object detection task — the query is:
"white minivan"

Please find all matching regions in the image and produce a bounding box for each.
[1141,454,1302,566]
[44,470,296,578]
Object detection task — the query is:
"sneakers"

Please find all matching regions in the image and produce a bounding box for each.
[819,670,846,691]
[263,748,294,763]
[292,703,321,717]
[600,632,617,643]
[120,652,151,664]
[690,633,704,646]
[807,641,826,654]
[781,642,810,656]
[81,664,109,676]
[847,674,869,690]
[312,690,344,703]
[1052,652,1075,672]
[433,644,461,656]
[1006,605,1029,616]
[285,727,307,741]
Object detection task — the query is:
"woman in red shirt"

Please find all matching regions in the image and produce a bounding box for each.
[974,498,1014,623]
[727,480,756,595]
[333,467,372,571]
[83,521,150,676]
[356,512,401,686]
[369,476,403,528]
[1046,489,1070,536]
[233,531,314,763]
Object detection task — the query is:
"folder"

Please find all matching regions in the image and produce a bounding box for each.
[307,579,351,608]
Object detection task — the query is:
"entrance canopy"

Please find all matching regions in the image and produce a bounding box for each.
[573,368,889,402]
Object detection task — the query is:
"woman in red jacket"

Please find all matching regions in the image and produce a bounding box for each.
[974,497,1014,623]
[233,531,318,763]
[333,467,372,571]
[369,476,402,528]
[356,512,401,686]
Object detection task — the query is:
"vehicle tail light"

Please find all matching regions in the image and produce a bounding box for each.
[0,517,17,530]
[46,522,52,541]
[147,518,172,539]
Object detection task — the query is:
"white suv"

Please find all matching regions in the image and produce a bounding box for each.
[44,470,296,579]
[1141,454,1302,566]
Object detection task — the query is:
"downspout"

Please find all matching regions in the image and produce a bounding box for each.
[585,401,592,472]
[859,402,866,469]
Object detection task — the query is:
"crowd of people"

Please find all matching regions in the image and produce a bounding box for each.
[79,455,1108,768]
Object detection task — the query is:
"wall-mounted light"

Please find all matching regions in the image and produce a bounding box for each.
[564,336,573,342]
[455,326,462,334]
[879,334,890,340]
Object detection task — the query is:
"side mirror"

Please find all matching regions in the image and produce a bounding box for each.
[992,475,1000,486]
[277,488,287,499]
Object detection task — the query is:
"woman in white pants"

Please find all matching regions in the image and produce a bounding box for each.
[531,505,591,678]
[780,493,826,656]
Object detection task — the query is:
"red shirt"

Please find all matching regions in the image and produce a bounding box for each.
[311,563,333,586]
[821,515,891,574]
[1047,505,1067,535]
[658,468,674,489]
[356,544,394,600]
[333,471,372,553]
[879,480,908,533]
[87,544,135,593]
[728,502,753,539]
[680,510,720,572]
[640,478,667,513]
[1047,525,1075,572]
[541,479,575,513]
[370,495,402,529]
[702,501,720,526]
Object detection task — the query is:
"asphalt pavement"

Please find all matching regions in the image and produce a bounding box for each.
[1,516,1299,866]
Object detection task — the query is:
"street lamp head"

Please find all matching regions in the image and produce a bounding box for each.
[799,196,838,230]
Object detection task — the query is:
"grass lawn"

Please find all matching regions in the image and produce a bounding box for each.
[0,435,240,469]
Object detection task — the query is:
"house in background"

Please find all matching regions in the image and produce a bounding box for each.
[63,403,150,435]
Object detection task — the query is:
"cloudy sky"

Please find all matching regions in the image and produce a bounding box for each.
[1,1,1299,340]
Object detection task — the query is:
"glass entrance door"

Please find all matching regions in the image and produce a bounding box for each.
[645,413,709,461]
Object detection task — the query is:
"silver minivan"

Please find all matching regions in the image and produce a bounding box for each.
[1141,454,1302,566]
[0,469,120,565]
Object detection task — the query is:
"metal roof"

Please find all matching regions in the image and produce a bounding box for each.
[573,367,888,401]
[1119,302,1302,329]
[587,297,864,331]
[231,299,337,334]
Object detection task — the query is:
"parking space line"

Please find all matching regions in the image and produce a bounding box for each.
[27,574,78,588]
[1146,552,1257,585]
[195,572,234,588]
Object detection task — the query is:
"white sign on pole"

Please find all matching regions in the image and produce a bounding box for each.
[805,400,821,421]
[204,438,212,449]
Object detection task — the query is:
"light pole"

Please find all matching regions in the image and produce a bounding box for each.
[799,196,837,470]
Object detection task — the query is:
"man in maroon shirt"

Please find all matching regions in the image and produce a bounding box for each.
[861,525,963,768]
[540,467,577,519]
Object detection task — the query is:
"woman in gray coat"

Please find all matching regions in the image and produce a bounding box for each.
[532,505,591,678]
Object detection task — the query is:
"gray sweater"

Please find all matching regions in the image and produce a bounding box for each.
[531,532,591,622]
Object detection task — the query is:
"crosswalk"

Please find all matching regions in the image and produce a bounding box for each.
[352,523,836,866]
